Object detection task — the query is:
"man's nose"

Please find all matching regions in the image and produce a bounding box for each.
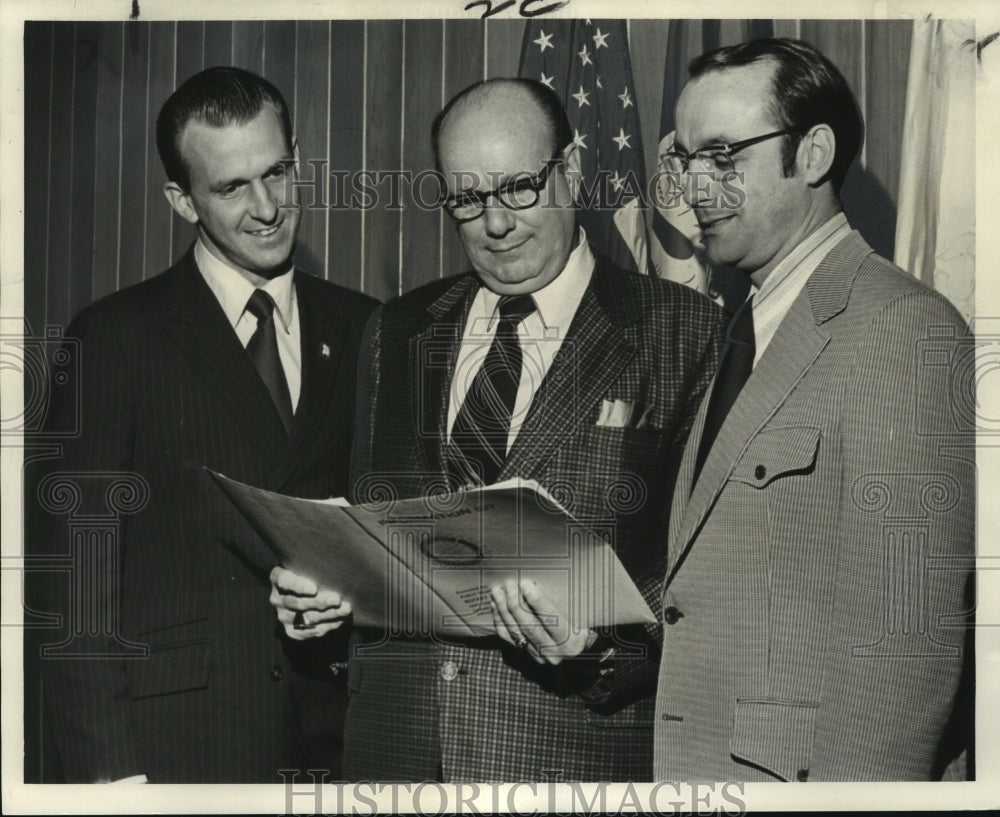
[247,179,279,222]
[482,197,515,237]
[682,168,718,209]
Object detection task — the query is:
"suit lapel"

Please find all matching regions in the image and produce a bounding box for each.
[272,271,354,491]
[500,261,638,482]
[408,275,480,478]
[161,251,288,462]
[669,230,874,572]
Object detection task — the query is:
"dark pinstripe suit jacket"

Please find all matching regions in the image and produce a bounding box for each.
[343,251,725,781]
[26,249,378,782]
[654,231,975,781]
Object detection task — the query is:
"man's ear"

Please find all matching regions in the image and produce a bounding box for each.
[163,181,199,225]
[562,141,582,202]
[799,124,836,186]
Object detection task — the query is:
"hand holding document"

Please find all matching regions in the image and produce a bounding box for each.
[269,566,352,640]
[210,471,655,639]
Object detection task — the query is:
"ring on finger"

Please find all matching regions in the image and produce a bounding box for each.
[513,635,528,649]
[293,611,316,631]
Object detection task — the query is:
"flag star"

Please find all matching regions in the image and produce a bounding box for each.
[593,28,610,49]
[610,171,625,192]
[533,30,554,52]
[572,86,592,108]
[539,71,555,90]
[578,45,592,66]
[595,75,603,89]
[572,128,588,150]
[612,128,632,151]
[618,87,633,109]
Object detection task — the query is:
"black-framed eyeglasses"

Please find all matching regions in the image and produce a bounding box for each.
[443,153,563,223]
[663,128,797,176]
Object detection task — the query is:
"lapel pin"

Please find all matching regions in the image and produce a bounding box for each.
[321,343,331,358]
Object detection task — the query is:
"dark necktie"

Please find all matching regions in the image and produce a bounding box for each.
[692,296,755,487]
[451,293,537,485]
[245,289,293,433]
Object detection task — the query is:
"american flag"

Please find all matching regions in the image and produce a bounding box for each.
[519,19,648,274]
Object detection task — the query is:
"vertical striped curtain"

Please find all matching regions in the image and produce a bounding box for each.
[22,19,529,338]
[22,19,973,339]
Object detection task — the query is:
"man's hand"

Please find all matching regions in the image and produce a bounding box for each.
[490,578,591,664]
[269,566,352,640]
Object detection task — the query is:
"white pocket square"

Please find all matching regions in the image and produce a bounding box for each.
[596,399,652,429]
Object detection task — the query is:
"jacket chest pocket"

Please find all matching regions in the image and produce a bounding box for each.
[730,426,821,488]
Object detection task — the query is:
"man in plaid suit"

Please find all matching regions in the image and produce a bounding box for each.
[652,38,974,781]
[272,78,725,780]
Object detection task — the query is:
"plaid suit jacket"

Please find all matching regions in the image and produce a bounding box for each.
[344,251,725,781]
[653,231,975,782]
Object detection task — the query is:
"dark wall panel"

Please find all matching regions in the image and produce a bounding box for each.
[68,23,100,322]
[144,24,177,278]
[118,22,150,290]
[440,20,485,282]
[326,20,364,293]
[364,21,404,303]
[402,19,444,293]
[91,24,124,303]
[232,21,265,74]
[294,21,332,282]
[204,21,233,69]
[45,23,77,331]
[24,22,52,336]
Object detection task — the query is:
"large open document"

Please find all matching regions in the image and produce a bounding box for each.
[210,471,654,639]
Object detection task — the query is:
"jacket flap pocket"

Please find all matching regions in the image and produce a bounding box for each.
[128,618,211,699]
[731,426,820,487]
[730,699,819,781]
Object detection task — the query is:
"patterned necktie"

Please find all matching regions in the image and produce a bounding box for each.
[692,296,755,487]
[451,293,537,485]
[245,289,293,433]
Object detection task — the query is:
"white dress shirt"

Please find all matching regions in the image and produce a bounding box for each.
[195,239,302,410]
[748,212,851,367]
[446,229,595,453]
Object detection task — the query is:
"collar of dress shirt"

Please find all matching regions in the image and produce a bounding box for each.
[194,239,296,333]
[746,211,851,364]
[475,227,594,334]
[750,211,850,296]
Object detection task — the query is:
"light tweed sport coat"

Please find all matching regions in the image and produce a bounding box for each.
[343,250,725,782]
[653,230,975,782]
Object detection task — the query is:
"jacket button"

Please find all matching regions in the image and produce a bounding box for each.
[270,665,283,682]
[754,464,766,480]
[439,661,459,681]
[796,768,809,782]
[664,606,684,625]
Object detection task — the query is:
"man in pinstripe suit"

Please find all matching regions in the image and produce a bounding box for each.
[26,67,378,782]
[652,38,974,781]
[272,78,725,781]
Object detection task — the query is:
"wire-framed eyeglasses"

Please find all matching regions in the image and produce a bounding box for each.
[443,154,563,223]
[663,128,797,176]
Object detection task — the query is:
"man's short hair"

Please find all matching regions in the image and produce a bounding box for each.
[430,77,573,170]
[689,37,864,192]
[156,66,294,191]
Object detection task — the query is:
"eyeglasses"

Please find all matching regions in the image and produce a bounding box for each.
[663,128,797,176]
[443,154,563,223]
